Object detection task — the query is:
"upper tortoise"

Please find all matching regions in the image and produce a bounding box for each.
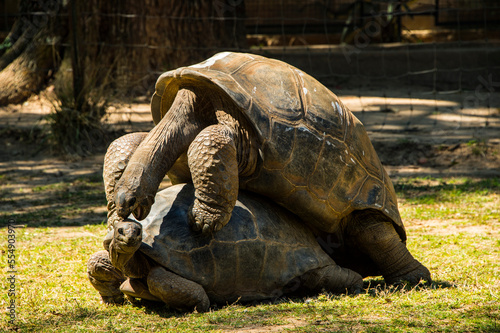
[108,52,430,285]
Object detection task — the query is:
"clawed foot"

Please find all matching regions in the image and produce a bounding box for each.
[120,278,161,302]
[385,262,432,286]
[348,278,364,295]
[101,294,126,305]
[87,250,126,304]
[188,200,229,234]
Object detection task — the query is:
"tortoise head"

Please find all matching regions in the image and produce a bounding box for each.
[111,219,143,254]
[115,186,155,221]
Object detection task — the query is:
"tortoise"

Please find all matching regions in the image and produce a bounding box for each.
[87,183,364,312]
[107,52,431,285]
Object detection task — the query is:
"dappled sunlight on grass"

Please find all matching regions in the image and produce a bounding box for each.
[0,174,107,227]
[397,177,500,226]
[0,176,498,331]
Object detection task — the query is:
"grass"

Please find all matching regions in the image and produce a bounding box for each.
[395,177,500,225]
[0,176,499,332]
[0,174,106,228]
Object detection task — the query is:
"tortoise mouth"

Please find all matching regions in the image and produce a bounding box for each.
[132,205,148,221]
[132,196,154,221]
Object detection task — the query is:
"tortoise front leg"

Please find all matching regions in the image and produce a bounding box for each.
[187,124,239,233]
[103,132,148,229]
[147,266,210,313]
[347,210,431,285]
[114,88,216,221]
[87,250,126,304]
[300,261,363,294]
[119,278,161,302]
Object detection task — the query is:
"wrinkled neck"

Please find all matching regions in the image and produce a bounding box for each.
[120,88,212,198]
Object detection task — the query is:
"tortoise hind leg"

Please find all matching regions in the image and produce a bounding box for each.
[300,262,364,294]
[347,210,431,285]
[147,266,210,312]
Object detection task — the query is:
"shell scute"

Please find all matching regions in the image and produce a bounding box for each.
[285,188,318,216]
[228,60,304,123]
[163,249,194,280]
[338,165,370,203]
[282,125,324,187]
[284,189,334,231]
[262,120,296,170]
[210,242,237,295]
[189,247,215,288]
[241,166,295,202]
[345,120,385,178]
[259,244,291,291]
[327,164,368,216]
[293,247,320,270]
[213,204,258,241]
[235,240,266,291]
[350,177,388,219]
[308,138,346,200]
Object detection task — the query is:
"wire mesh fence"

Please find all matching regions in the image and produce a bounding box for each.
[1,0,499,160]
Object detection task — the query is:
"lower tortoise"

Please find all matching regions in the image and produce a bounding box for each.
[88,184,365,312]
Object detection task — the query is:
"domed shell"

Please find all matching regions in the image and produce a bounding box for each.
[151,52,405,241]
[137,184,333,303]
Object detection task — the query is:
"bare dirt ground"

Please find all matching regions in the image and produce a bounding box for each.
[0,87,499,227]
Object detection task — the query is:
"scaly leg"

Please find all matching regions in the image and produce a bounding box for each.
[348,210,431,285]
[300,262,364,294]
[147,266,210,313]
[103,132,148,229]
[114,88,216,221]
[187,124,239,233]
[87,250,126,304]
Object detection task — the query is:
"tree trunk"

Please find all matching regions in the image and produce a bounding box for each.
[0,0,65,105]
[80,0,247,95]
[0,0,246,105]
[0,0,39,64]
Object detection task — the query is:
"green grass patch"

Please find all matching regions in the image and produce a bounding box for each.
[0,174,106,228]
[0,177,499,332]
[395,177,500,224]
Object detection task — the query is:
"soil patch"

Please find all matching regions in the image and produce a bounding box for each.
[221,318,308,332]
[407,219,500,236]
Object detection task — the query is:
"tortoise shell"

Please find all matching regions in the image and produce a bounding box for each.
[137,183,333,303]
[151,52,404,240]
